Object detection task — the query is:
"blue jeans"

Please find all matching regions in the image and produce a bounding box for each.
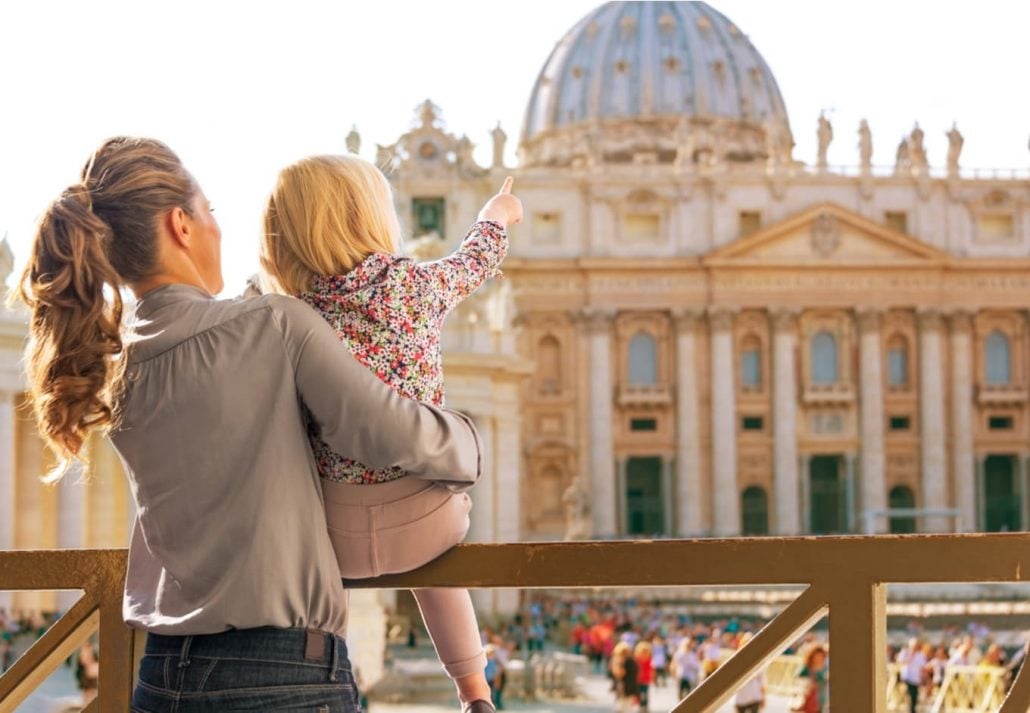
[132,627,361,712]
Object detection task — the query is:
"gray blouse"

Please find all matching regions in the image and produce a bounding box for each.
[111,284,482,635]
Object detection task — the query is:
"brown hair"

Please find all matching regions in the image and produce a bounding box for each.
[260,154,401,295]
[17,137,195,480]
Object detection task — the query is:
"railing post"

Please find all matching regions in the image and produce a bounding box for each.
[828,579,886,713]
[97,551,135,711]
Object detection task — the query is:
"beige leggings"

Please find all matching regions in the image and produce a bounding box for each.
[322,476,486,680]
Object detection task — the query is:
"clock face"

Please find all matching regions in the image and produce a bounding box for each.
[419,141,440,160]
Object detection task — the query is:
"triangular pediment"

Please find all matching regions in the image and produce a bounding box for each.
[704,203,950,267]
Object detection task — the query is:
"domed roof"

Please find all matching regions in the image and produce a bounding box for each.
[519,1,792,168]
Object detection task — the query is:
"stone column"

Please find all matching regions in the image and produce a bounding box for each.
[799,454,812,533]
[57,460,88,611]
[662,458,675,537]
[950,311,976,532]
[673,309,704,536]
[0,390,15,611]
[585,309,617,537]
[918,309,949,532]
[709,307,740,536]
[857,309,887,533]
[771,309,800,535]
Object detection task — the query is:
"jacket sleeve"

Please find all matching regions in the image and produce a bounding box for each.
[271,296,482,489]
[411,220,508,318]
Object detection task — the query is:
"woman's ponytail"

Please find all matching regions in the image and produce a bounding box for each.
[17,137,195,480]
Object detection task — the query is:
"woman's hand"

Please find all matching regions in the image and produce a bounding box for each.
[478,176,523,227]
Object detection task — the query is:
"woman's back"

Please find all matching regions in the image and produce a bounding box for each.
[114,284,481,635]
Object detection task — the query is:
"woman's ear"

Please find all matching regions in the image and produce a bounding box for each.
[164,206,192,249]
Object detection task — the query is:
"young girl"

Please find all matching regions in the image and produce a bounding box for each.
[260,154,522,713]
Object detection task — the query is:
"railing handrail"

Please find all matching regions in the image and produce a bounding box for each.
[2,535,1030,713]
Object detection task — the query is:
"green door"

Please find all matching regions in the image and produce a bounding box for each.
[889,486,916,534]
[984,455,1021,532]
[626,457,664,536]
[810,456,844,534]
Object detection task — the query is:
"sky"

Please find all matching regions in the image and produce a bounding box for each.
[1,0,1027,295]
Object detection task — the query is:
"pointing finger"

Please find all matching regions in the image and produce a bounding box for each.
[500,176,513,194]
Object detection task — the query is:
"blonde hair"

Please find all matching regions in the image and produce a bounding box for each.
[261,154,401,295]
[18,137,195,481]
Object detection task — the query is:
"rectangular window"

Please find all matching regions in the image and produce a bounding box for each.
[623,213,661,242]
[412,197,446,238]
[885,211,908,234]
[630,418,657,432]
[533,211,561,244]
[738,211,762,237]
[889,416,911,431]
[742,416,764,431]
[989,416,1014,430]
[978,215,1015,243]
[887,349,908,387]
[740,350,761,388]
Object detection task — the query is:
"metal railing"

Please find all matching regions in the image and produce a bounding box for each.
[3,535,1030,712]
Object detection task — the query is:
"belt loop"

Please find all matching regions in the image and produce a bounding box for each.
[329,634,340,682]
[178,635,194,669]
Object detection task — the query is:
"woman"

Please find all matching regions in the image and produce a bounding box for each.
[17,136,483,712]
[610,642,640,713]
[792,645,828,713]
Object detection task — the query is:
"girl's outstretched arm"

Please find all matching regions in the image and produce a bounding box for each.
[413,177,522,316]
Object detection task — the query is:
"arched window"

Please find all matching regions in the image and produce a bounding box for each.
[740,336,762,389]
[985,331,1011,385]
[810,331,838,385]
[537,336,562,395]
[888,485,916,534]
[887,335,909,388]
[628,332,658,385]
[741,486,769,536]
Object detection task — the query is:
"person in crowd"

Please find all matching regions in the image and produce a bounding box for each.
[897,637,927,713]
[633,640,653,711]
[792,645,828,713]
[484,644,504,710]
[673,637,701,699]
[17,136,484,712]
[610,641,640,713]
[650,636,668,687]
[75,640,99,705]
[731,632,765,713]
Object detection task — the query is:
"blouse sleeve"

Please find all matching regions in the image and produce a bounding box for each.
[270,296,483,490]
[412,220,508,317]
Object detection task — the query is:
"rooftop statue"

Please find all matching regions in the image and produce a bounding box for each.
[858,119,873,173]
[491,122,507,169]
[345,125,361,155]
[817,112,833,171]
[946,123,964,177]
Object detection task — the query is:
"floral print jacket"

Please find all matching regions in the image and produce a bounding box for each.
[301,220,508,483]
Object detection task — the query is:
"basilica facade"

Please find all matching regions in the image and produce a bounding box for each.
[3,1,1030,615]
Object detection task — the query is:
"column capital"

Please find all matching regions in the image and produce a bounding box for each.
[671,307,705,333]
[916,307,945,331]
[855,307,883,333]
[707,305,738,332]
[770,307,800,333]
[577,307,616,335]
[949,309,975,334]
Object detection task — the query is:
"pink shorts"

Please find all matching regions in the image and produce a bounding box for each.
[321,476,472,579]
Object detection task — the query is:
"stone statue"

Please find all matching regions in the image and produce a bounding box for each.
[491,122,507,168]
[858,119,872,172]
[0,234,13,287]
[417,98,439,128]
[894,137,911,175]
[561,476,591,540]
[375,144,393,170]
[816,112,833,170]
[908,123,927,171]
[345,125,361,155]
[946,122,964,177]
[455,134,476,172]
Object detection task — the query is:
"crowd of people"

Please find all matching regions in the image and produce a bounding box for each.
[893,631,1026,712]
[0,608,99,704]
[476,594,1030,713]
